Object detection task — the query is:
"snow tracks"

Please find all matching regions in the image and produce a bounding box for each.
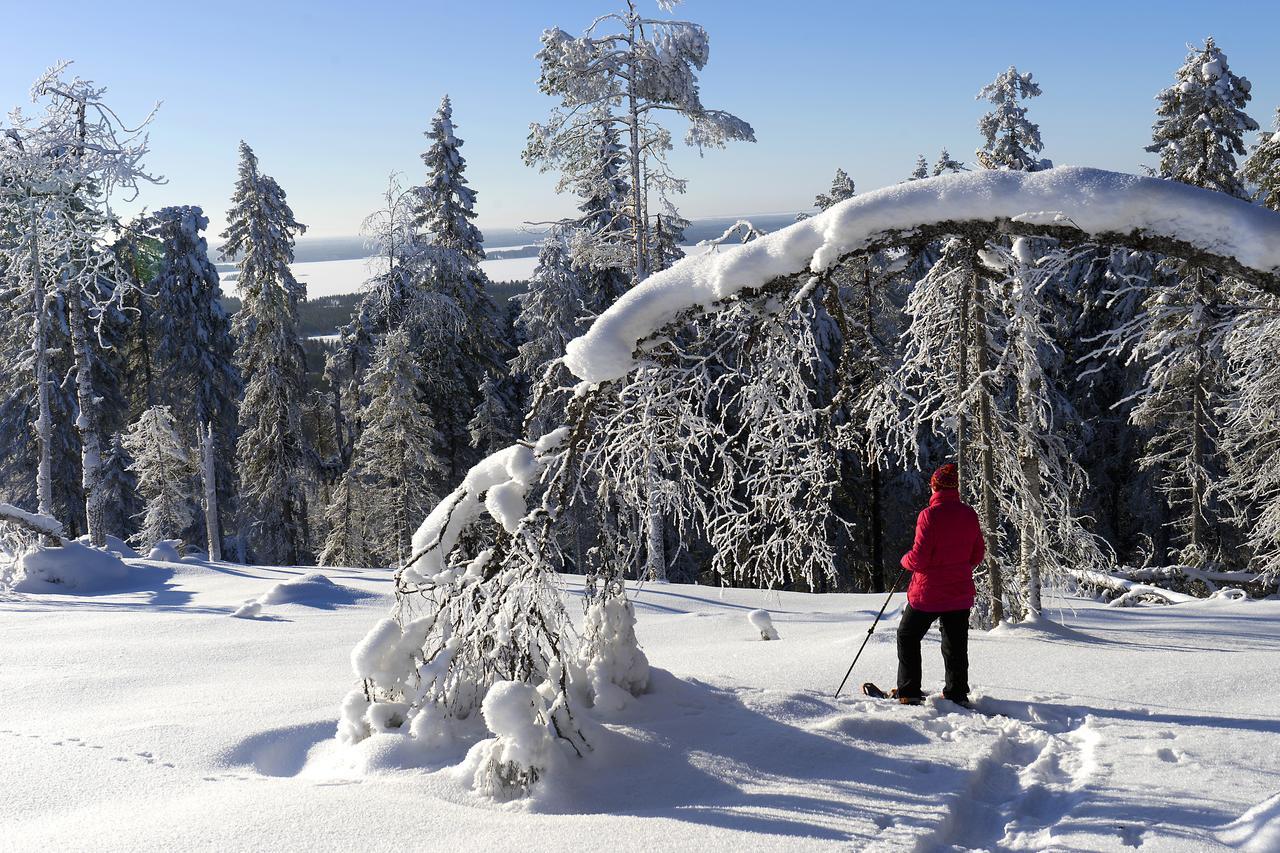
[862,703,1100,851]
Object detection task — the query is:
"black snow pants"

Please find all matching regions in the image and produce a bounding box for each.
[896,604,970,702]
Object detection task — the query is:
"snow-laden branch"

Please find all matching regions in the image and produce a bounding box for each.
[0,503,63,539]
[565,167,1280,385]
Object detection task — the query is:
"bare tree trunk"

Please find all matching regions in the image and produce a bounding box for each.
[864,264,885,592]
[644,452,666,582]
[199,422,222,561]
[972,278,1004,625]
[956,254,973,492]
[29,212,55,540]
[1018,379,1043,617]
[66,281,106,548]
[625,7,647,284]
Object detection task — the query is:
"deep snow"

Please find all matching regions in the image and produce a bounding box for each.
[1,555,1278,851]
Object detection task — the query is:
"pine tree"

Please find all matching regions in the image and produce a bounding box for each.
[815,168,856,208]
[353,328,445,566]
[222,142,309,565]
[1147,37,1258,199]
[469,373,520,454]
[1241,107,1280,209]
[143,205,240,545]
[122,406,194,552]
[933,148,966,175]
[512,232,590,436]
[100,435,142,543]
[569,120,633,308]
[318,468,370,568]
[416,96,485,263]
[909,155,929,180]
[975,67,1048,172]
[528,3,754,282]
[647,212,689,274]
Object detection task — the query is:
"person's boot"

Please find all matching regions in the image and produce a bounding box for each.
[889,688,924,706]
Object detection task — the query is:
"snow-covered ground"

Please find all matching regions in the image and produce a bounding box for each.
[1,558,1277,851]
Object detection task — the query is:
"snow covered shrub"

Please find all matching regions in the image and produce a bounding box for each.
[579,580,650,712]
[122,406,195,553]
[470,681,559,801]
[13,541,130,593]
[339,432,590,763]
[748,609,779,640]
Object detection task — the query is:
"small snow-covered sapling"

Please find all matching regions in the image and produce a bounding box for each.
[748,609,779,640]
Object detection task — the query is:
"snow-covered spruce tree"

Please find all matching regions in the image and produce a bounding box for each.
[1220,308,1280,583]
[647,211,688,275]
[511,231,591,435]
[121,406,194,552]
[815,168,856,208]
[1147,37,1258,198]
[0,272,85,536]
[975,67,1049,172]
[469,373,520,456]
[411,96,508,479]
[1101,38,1259,568]
[1220,115,1280,582]
[100,435,142,543]
[933,148,967,176]
[909,155,929,180]
[143,205,240,544]
[1241,107,1280,209]
[353,328,446,567]
[528,0,755,282]
[0,63,160,547]
[221,142,309,565]
[317,468,370,568]
[564,118,634,307]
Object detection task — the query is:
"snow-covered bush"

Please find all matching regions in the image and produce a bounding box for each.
[468,680,561,801]
[748,609,779,640]
[12,541,130,594]
[580,583,650,712]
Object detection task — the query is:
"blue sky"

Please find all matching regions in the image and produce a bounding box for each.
[3,0,1278,238]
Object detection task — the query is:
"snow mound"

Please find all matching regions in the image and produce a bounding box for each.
[1219,791,1280,852]
[466,680,562,801]
[147,540,183,562]
[748,608,779,640]
[12,541,132,594]
[564,167,1280,384]
[233,572,374,618]
[103,535,140,559]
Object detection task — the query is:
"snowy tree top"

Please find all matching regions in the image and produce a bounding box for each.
[975,66,1048,172]
[1147,37,1258,199]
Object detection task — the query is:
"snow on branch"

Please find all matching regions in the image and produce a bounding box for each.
[0,503,63,539]
[565,167,1280,385]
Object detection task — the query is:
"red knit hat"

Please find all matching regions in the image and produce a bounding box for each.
[930,463,959,491]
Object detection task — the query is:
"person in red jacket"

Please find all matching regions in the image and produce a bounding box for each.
[894,463,985,707]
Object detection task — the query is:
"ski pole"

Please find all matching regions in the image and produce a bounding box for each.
[833,568,907,699]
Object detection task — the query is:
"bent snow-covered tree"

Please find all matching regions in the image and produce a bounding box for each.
[340,167,1280,796]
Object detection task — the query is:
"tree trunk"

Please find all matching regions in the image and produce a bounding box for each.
[864,264,885,593]
[29,212,56,541]
[625,10,647,284]
[66,282,106,549]
[199,422,222,561]
[644,453,666,582]
[972,278,1004,625]
[956,255,973,493]
[1018,377,1043,618]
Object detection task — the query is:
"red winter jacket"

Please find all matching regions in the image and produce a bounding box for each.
[900,488,985,612]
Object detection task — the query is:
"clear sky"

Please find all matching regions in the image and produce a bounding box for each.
[3,0,1278,238]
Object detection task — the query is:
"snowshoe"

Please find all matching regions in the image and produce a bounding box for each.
[861,683,924,705]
